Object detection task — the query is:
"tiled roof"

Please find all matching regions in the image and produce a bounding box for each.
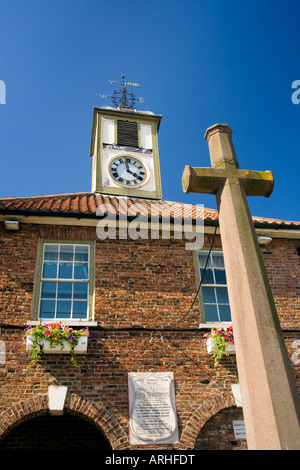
[0,192,299,228]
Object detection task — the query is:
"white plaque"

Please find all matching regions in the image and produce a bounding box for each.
[128,372,179,445]
[233,420,246,440]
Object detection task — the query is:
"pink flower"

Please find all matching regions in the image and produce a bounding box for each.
[45,330,51,335]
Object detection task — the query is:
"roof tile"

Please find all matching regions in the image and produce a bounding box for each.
[0,192,298,227]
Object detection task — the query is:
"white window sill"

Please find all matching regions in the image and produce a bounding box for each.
[27,320,97,327]
[199,322,232,329]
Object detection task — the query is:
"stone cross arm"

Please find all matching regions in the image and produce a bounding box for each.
[182,165,274,197]
[182,124,274,198]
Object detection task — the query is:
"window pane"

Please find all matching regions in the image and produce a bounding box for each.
[211,252,224,268]
[219,305,231,322]
[215,269,227,285]
[202,287,216,304]
[57,282,72,299]
[73,301,88,319]
[200,268,214,284]
[73,282,88,299]
[75,246,89,262]
[198,252,212,268]
[39,243,91,321]
[204,304,219,322]
[40,300,55,318]
[43,262,57,279]
[198,250,231,323]
[44,245,58,261]
[58,262,73,279]
[216,288,229,304]
[59,245,74,261]
[57,300,71,319]
[41,282,56,299]
[74,263,88,279]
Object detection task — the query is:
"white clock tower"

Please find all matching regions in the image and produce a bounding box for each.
[89,79,163,200]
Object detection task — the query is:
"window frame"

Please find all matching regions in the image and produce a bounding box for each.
[193,248,232,327]
[32,239,95,325]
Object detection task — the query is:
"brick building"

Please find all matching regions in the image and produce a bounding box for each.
[0,101,299,451]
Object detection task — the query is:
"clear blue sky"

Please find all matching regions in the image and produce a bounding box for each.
[1,0,299,221]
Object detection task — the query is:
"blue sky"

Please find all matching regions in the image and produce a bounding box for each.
[0,0,299,222]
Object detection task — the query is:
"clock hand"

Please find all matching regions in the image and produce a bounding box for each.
[127,169,138,177]
[125,161,138,177]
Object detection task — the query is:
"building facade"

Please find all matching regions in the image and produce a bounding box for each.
[0,103,299,451]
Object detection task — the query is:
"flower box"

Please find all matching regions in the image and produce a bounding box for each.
[23,322,91,368]
[206,337,235,355]
[203,326,235,366]
[26,336,88,354]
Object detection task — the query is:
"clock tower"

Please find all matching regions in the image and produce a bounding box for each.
[90,79,162,200]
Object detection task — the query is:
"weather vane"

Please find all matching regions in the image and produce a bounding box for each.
[98,75,144,109]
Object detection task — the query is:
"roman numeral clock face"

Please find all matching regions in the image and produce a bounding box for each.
[109,157,147,187]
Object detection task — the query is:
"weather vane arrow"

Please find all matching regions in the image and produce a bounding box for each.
[98,75,144,109]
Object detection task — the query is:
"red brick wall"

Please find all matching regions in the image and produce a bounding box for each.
[261,238,300,329]
[195,407,247,450]
[0,221,299,450]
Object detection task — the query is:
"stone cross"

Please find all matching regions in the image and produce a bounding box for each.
[182,123,300,450]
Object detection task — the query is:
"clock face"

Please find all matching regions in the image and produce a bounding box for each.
[109,157,147,187]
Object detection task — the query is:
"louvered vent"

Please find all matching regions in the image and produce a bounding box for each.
[117,120,139,147]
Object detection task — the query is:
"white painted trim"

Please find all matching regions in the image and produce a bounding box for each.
[27,320,97,327]
[1,214,299,238]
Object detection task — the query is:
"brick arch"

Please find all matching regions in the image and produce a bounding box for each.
[0,393,129,450]
[68,394,129,450]
[0,394,49,438]
[180,391,236,448]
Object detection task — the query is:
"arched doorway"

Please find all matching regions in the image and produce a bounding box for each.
[0,412,111,451]
[194,407,247,450]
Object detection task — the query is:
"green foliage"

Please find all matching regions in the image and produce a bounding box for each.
[23,322,90,369]
[204,326,234,367]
